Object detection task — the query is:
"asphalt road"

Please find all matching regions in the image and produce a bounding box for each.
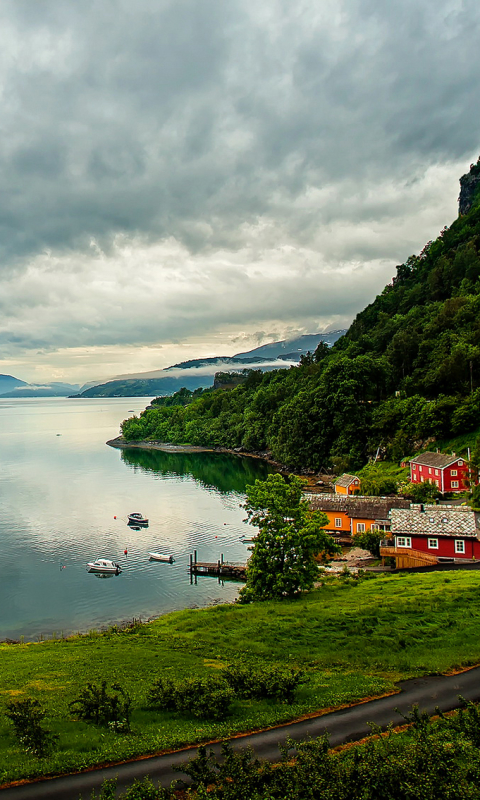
[2,667,480,800]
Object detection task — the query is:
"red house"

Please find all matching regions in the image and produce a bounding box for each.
[409,452,470,493]
[380,504,480,567]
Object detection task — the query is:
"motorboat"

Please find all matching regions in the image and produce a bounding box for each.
[128,512,149,526]
[148,552,175,563]
[87,559,122,575]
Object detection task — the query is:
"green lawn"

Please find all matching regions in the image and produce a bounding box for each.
[1,570,480,784]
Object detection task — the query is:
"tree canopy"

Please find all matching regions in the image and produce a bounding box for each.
[239,474,339,602]
[121,160,480,471]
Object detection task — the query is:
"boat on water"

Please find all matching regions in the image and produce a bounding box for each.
[87,559,122,575]
[148,552,175,563]
[128,512,149,525]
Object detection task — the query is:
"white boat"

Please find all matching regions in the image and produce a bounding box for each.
[87,559,122,574]
[148,552,175,563]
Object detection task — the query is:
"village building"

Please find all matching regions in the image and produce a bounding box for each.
[309,494,411,543]
[380,504,480,568]
[409,451,470,493]
[334,474,361,495]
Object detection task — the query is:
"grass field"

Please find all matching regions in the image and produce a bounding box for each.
[1,570,480,784]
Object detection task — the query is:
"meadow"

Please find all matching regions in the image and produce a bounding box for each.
[1,570,480,784]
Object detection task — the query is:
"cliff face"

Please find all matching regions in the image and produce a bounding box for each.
[459,158,480,215]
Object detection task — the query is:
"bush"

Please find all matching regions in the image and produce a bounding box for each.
[352,530,383,558]
[69,681,132,731]
[223,664,304,702]
[147,675,234,721]
[5,698,58,757]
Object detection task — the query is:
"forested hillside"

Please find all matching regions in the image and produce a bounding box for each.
[121,161,480,471]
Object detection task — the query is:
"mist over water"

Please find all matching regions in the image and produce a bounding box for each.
[0,398,273,640]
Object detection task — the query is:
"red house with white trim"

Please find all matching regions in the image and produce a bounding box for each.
[409,451,470,493]
[380,504,480,567]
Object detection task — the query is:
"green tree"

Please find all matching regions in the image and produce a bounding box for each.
[239,474,340,602]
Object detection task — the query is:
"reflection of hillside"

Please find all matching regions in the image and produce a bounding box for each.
[120,449,273,494]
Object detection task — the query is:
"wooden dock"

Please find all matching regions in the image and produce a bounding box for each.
[189,551,247,581]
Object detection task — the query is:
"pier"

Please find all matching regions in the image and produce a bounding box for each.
[189,551,247,581]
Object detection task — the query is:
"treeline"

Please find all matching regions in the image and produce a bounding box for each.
[122,161,480,471]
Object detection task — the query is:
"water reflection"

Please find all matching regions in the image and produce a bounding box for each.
[120,448,274,494]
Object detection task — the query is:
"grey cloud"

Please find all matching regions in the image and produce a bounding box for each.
[0,0,477,265]
[0,0,478,381]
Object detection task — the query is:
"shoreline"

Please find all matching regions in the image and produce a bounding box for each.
[105,436,323,482]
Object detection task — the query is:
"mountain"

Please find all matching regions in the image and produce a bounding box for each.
[1,381,80,398]
[0,374,28,395]
[72,332,346,397]
[233,331,345,359]
[120,158,480,471]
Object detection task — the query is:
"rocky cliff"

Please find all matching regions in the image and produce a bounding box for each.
[459,158,480,215]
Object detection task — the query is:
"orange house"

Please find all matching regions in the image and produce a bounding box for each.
[309,494,411,541]
[334,474,361,495]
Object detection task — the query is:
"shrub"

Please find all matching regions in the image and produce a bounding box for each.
[69,681,132,731]
[147,675,234,721]
[5,698,58,757]
[223,664,304,702]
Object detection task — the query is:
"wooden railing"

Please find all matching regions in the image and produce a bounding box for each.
[379,544,439,567]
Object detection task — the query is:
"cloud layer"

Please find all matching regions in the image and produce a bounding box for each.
[0,0,479,382]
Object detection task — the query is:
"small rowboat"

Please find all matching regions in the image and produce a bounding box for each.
[148,552,175,563]
[128,512,149,525]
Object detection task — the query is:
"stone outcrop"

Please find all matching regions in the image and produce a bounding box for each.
[459,159,480,215]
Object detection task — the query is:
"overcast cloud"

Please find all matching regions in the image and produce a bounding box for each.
[0,0,479,383]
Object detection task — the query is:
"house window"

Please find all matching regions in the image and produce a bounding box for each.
[451,481,459,488]
[429,468,432,474]
[371,523,379,532]
[428,538,438,549]
[458,461,463,467]
[435,469,439,476]
[419,465,423,471]
[412,464,417,470]
[451,470,458,476]
[356,523,366,533]
[455,540,465,554]
[335,518,342,528]
[436,480,440,487]
[396,537,412,548]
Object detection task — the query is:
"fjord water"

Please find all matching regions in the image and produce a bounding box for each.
[0,398,273,640]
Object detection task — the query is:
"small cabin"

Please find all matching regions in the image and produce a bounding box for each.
[334,474,361,495]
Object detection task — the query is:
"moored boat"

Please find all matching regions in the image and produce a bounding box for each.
[87,559,122,575]
[148,552,175,563]
[128,512,149,525]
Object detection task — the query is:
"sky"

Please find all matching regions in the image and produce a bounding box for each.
[0,0,479,385]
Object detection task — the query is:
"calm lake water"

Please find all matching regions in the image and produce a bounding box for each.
[0,398,273,640]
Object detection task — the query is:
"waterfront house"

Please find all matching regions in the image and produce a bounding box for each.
[334,474,361,495]
[409,452,470,493]
[309,494,411,543]
[379,504,480,568]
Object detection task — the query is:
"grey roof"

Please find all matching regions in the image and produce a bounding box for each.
[309,494,410,520]
[409,451,464,469]
[390,505,478,538]
[334,473,360,488]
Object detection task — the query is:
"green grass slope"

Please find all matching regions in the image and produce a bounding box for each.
[1,571,480,784]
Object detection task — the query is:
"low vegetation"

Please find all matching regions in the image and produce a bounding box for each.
[92,701,480,799]
[2,571,480,784]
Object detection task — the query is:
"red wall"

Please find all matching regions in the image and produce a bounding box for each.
[400,535,480,559]
[410,459,470,492]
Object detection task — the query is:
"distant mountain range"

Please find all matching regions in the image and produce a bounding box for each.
[0,376,80,398]
[71,331,346,398]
